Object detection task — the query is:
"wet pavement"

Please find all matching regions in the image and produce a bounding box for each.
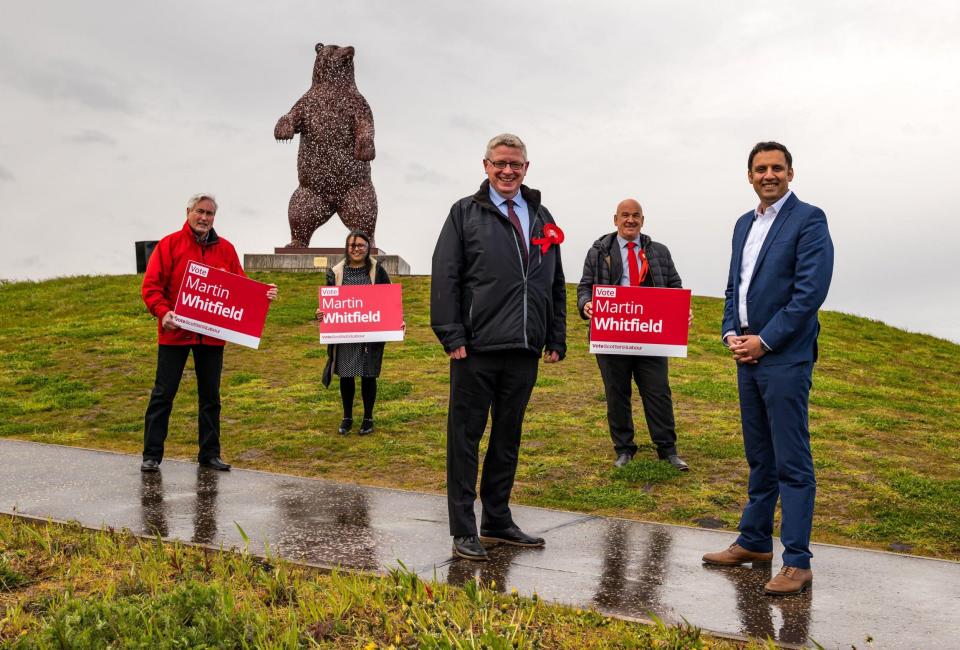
[2,439,957,649]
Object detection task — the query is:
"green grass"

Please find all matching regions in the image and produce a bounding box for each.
[0,516,769,648]
[0,273,958,559]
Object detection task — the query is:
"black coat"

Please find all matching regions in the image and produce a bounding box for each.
[576,232,682,319]
[321,260,391,387]
[430,180,566,358]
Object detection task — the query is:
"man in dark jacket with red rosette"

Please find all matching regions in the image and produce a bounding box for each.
[140,193,277,473]
[431,133,566,562]
[577,198,690,472]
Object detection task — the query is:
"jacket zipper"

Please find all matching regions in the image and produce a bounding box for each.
[196,241,206,344]
[519,210,542,350]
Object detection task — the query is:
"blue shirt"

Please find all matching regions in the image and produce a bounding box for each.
[488,186,531,246]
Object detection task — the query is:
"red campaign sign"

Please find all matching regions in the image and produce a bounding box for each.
[172,261,272,349]
[318,283,404,344]
[589,285,691,357]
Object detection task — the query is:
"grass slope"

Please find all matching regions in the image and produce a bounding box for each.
[1,274,958,559]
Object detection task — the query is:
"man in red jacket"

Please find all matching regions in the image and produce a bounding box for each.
[140,193,277,472]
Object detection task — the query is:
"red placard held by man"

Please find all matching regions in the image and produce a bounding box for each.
[589,285,691,357]
[173,261,272,349]
[318,284,404,344]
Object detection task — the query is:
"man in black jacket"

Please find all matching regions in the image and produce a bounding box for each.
[577,198,690,471]
[431,133,566,561]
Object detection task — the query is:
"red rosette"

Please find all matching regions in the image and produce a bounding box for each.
[532,223,564,254]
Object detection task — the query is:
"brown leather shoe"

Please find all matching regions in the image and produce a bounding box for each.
[702,543,774,566]
[764,566,813,595]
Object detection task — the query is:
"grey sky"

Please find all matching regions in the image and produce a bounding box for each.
[2,1,958,341]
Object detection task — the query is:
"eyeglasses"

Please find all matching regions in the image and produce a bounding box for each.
[348,243,368,250]
[485,159,526,171]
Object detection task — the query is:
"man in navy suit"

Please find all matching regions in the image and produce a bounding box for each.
[702,142,834,596]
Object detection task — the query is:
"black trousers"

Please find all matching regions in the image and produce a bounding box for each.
[446,350,539,537]
[143,344,224,463]
[596,354,677,458]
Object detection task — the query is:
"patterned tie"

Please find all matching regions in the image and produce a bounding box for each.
[505,199,528,262]
[626,241,642,286]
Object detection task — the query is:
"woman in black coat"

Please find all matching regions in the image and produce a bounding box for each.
[316,230,392,435]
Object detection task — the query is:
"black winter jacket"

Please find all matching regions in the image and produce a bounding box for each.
[431,180,567,358]
[576,232,682,319]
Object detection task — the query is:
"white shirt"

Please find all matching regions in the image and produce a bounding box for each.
[739,190,792,328]
[617,235,641,287]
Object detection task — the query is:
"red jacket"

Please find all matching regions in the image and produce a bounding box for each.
[142,221,245,346]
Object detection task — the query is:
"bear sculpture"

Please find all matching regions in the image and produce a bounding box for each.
[275,43,377,247]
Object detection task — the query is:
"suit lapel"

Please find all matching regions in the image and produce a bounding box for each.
[607,236,623,284]
[751,193,797,280]
[732,216,751,295]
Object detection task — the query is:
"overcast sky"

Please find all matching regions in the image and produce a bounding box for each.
[2,1,958,342]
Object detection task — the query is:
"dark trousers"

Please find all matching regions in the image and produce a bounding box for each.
[735,361,815,569]
[596,354,677,458]
[143,344,224,463]
[446,350,539,537]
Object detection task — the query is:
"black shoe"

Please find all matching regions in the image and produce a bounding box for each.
[614,452,633,468]
[452,535,489,561]
[664,454,689,471]
[358,418,374,435]
[479,525,545,548]
[338,418,353,435]
[140,458,160,472]
[200,457,231,471]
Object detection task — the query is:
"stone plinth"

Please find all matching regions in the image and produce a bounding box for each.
[244,253,410,276]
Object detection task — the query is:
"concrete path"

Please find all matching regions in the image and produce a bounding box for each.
[2,439,957,649]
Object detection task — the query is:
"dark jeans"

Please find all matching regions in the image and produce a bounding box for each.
[596,354,677,458]
[143,344,223,463]
[446,350,539,537]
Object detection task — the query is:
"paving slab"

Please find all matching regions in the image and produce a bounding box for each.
[1,439,957,649]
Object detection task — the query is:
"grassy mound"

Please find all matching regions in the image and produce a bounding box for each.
[0,273,957,558]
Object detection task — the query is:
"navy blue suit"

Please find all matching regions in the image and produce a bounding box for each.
[722,192,834,569]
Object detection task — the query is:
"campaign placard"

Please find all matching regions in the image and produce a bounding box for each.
[589,285,691,357]
[318,283,404,344]
[172,261,271,349]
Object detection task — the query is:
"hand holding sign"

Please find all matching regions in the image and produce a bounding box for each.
[173,261,273,349]
[318,284,404,344]
[162,311,179,331]
[589,285,691,357]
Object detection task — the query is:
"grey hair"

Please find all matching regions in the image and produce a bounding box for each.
[186,193,218,212]
[485,133,527,160]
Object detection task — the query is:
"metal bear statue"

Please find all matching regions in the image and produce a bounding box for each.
[275,43,377,247]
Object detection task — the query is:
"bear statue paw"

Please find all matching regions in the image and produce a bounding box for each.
[274,118,295,141]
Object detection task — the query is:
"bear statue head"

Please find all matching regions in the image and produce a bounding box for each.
[312,43,356,85]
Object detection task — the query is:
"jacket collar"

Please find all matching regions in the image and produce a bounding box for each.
[593,231,651,253]
[473,180,542,217]
[180,220,220,246]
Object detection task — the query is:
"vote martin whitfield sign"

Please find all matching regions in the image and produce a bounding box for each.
[589,285,691,357]
[173,261,272,349]
[318,284,404,344]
